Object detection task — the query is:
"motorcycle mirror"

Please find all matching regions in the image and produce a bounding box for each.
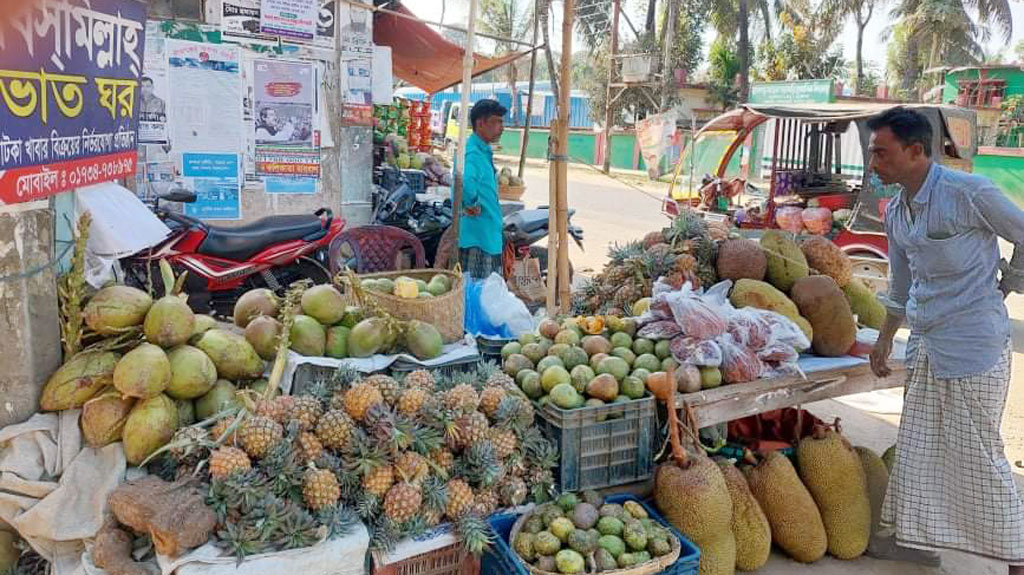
[160,185,197,204]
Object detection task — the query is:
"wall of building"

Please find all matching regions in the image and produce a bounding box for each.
[943,68,1024,103]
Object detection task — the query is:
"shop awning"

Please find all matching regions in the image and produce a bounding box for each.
[373,3,537,94]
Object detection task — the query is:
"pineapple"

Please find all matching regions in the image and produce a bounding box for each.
[423,508,443,527]
[365,374,402,406]
[210,417,238,446]
[498,476,528,507]
[343,382,384,421]
[169,426,210,468]
[209,446,251,479]
[315,409,355,451]
[362,464,395,497]
[397,386,431,417]
[302,467,341,511]
[643,230,667,249]
[445,479,474,518]
[453,412,489,451]
[473,488,500,516]
[478,387,507,419]
[255,398,289,424]
[429,448,455,475]
[395,451,429,485]
[289,396,323,431]
[443,384,479,414]
[403,369,435,391]
[298,432,324,463]
[383,482,423,524]
[239,415,283,459]
[488,428,517,459]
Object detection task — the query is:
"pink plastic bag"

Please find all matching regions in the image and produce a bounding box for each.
[670,336,723,368]
[727,309,772,351]
[662,284,729,340]
[757,341,799,363]
[776,207,804,234]
[638,320,683,341]
[718,336,764,384]
[802,207,833,235]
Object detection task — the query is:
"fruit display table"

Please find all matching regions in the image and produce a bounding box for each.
[674,354,906,427]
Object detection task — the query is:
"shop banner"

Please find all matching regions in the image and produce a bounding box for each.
[167,40,243,155]
[261,0,318,41]
[182,153,241,220]
[0,0,146,205]
[253,58,320,176]
[222,0,278,45]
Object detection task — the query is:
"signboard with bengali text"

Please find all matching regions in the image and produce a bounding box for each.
[0,0,146,204]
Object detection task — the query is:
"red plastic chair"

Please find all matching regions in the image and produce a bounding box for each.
[328,225,427,275]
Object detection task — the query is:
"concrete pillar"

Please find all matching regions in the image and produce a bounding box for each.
[0,204,61,427]
[338,125,374,226]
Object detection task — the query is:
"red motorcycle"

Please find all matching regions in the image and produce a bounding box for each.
[123,188,345,317]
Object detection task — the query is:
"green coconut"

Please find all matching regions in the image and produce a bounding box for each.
[195,329,265,380]
[143,262,195,348]
[80,388,135,448]
[191,315,218,340]
[165,345,218,399]
[195,380,242,420]
[176,399,197,427]
[39,351,120,411]
[290,315,327,357]
[339,306,364,328]
[113,343,171,399]
[348,317,391,358]
[233,288,280,327]
[122,394,178,465]
[244,315,283,361]
[402,320,443,360]
[83,285,153,335]
[300,285,347,325]
[325,326,350,358]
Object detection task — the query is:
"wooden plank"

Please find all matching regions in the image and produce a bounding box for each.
[673,363,906,428]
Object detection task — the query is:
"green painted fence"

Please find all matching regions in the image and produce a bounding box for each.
[495,128,647,171]
[975,152,1024,207]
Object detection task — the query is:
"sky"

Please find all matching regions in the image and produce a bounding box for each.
[402,0,1024,74]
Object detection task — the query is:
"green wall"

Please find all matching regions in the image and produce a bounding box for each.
[944,68,1024,103]
[975,153,1024,207]
[496,128,643,171]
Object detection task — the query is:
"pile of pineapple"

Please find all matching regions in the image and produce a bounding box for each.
[158,363,559,560]
[576,212,727,316]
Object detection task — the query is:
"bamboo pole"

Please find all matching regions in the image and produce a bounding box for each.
[546,120,559,313]
[451,0,480,266]
[556,0,573,313]
[601,0,620,175]
[661,0,677,110]
[518,0,541,180]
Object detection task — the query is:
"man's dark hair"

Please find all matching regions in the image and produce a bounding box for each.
[866,107,933,157]
[470,99,507,129]
[142,76,154,85]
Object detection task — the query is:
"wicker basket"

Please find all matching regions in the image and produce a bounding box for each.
[499,184,525,201]
[339,268,465,343]
[507,509,682,575]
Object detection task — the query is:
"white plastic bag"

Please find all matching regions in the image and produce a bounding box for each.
[479,273,533,336]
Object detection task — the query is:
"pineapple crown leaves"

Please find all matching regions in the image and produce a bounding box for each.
[354,491,382,520]
[344,431,392,477]
[493,397,532,432]
[420,475,449,514]
[273,506,324,550]
[315,504,360,540]
[407,422,444,456]
[607,240,646,265]
[368,516,401,552]
[400,516,429,540]
[460,441,504,488]
[216,520,268,566]
[455,514,494,557]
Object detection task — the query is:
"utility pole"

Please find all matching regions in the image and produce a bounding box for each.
[660,0,677,111]
[602,0,621,174]
[518,0,541,179]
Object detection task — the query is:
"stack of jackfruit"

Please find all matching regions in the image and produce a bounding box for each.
[656,419,891,573]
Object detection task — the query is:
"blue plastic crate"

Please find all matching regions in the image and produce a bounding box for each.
[483,495,700,575]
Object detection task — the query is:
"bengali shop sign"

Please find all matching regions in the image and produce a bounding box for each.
[0,0,146,205]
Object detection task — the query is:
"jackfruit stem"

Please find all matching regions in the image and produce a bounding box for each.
[664,364,689,467]
[742,449,759,466]
[811,424,828,441]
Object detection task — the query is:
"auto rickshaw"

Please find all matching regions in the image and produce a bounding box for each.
[662,103,978,293]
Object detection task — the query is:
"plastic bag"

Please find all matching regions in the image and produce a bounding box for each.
[759,310,811,352]
[776,206,804,234]
[727,309,772,351]
[757,341,799,363]
[661,283,729,340]
[670,336,723,368]
[717,335,764,384]
[479,273,533,336]
[802,207,833,235]
[637,320,682,341]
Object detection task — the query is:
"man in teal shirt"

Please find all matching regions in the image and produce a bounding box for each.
[457,99,506,278]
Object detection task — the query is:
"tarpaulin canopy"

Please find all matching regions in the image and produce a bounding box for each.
[373,3,536,94]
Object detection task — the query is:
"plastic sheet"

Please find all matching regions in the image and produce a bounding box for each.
[775,206,804,234]
[802,207,833,235]
[464,274,532,338]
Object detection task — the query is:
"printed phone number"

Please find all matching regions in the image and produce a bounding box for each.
[63,157,137,187]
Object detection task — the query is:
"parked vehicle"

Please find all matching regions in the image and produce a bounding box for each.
[123,188,345,317]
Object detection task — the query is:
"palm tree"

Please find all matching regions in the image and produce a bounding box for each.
[827,0,883,94]
[478,0,534,123]
[709,0,777,103]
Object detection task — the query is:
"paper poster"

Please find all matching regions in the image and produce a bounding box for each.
[167,40,243,155]
[340,0,373,56]
[261,0,318,40]
[0,0,146,205]
[140,22,170,144]
[183,153,241,220]
[341,56,373,126]
[253,58,320,176]
[266,176,317,194]
[372,46,393,105]
[315,0,337,49]
[222,0,278,44]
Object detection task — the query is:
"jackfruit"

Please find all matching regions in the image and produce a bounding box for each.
[654,458,736,575]
[760,230,809,293]
[855,446,889,536]
[718,460,771,571]
[842,279,886,330]
[798,429,871,559]
[742,451,827,563]
[800,236,852,288]
[790,276,856,357]
[730,279,813,343]
[716,238,767,282]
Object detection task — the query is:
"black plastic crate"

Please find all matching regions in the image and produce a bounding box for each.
[401,169,427,194]
[535,394,657,491]
[483,495,700,575]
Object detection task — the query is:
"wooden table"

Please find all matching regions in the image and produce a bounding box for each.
[673,360,907,428]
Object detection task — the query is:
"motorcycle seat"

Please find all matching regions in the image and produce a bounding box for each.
[199,215,325,261]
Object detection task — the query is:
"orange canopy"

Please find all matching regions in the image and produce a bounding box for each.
[373,4,535,94]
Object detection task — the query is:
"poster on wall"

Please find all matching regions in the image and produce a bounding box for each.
[222,0,277,44]
[266,176,317,194]
[339,0,373,56]
[140,22,170,144]
[261,0,318,41]
[0,0,146,205]
[315,0,337,50]
[253,58,320,176]
[182,153,241,220]
[167,40,243,155]
[340,57,373,125]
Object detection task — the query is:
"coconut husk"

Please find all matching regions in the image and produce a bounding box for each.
[93,518,157,575]
[107,477,216,558]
